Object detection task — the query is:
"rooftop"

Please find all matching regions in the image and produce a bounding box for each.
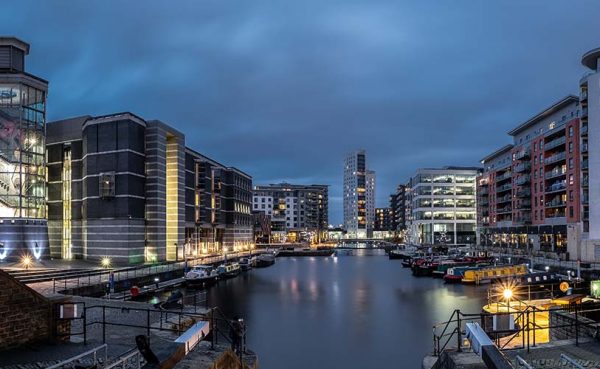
[582,47,600,70]
[0,36,30,53]
[480,144,514,163]
[507,95,579,136]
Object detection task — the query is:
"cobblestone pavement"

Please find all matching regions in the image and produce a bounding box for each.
[507,340,600,368]
[0,296,207,369]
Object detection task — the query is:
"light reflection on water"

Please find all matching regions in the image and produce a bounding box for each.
[155,249,488,369]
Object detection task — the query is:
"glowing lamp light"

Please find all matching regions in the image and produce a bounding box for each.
[21,255,32,270]
[101,257,111,268]
[545,266,550,272]
[502,288,513,300]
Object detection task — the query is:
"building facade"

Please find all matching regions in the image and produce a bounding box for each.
[477,96,582,259]
[343,150,375,238]
[252,183,328,243]
[0,37,48,261]
[373,207,393,239]
[389,184,407,240]
[578,48,600,261]
[406,167,480,246]
[47,113,252,265]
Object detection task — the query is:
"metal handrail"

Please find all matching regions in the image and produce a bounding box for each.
[561,354,585,369]
[46,344,108,369]
[104,349,142,369]
[516,355,533,369]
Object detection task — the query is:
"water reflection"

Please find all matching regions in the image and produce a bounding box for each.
[188,250,488,369]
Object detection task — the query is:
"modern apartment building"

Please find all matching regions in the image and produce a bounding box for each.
[0,37,48,261]
[389,184,407,238]
[374,207,393,239]
[406,167,480,245]
[252,183,328,243]
[46,113,253,265]
[343,150,375,238]
[477,96,581,259]
[579,48,600,260]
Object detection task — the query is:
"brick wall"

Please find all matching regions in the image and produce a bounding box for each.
[0,269,71,350]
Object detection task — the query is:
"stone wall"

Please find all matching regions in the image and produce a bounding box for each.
[0,269,71,350]
[549,307,599,341]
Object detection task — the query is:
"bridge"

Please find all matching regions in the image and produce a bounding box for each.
[335,240,400,249]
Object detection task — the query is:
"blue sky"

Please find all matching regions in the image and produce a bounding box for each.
[2,1,600,224]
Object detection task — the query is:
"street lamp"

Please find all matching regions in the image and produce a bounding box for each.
[101,257,111,269]
[545,266,550,272]
[21,255,32,270]
[503,288,513,312]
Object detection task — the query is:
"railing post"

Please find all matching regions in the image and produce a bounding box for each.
[575,304,579,346]
[102,306,106,344]
[147,309,151,338]
[53,278,56,293]
[456,310,461,352]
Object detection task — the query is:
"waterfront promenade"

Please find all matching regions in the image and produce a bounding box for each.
[5,250,264,297]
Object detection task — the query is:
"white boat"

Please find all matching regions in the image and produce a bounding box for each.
[185,265,218,287]
[217,262,241,278]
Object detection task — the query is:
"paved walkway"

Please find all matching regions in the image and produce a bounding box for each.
[23,251,261,296]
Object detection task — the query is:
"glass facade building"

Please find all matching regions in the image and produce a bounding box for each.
[0,37,49,260]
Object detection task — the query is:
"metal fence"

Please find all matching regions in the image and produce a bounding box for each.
[51,251,261,293]
[432,302,600,357]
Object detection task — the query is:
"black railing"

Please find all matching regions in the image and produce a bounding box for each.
[432,302,600,357]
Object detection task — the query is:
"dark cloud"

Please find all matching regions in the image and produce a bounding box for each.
[2,0,599,223]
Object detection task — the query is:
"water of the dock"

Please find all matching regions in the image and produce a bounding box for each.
[149,249,489,369]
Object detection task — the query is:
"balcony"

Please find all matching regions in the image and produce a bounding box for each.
[583,195,589,205]
[582,108,588,118]
[495,171,512,182]
[496,183,512,193]
[479,200,489,206]
[582,160,589,170]
[515,200,532,210]
[515,175,530,186]
[582,124,588,136]
[545,182,566,194]
[581,91,588,100]
[514,215,532,224]
[583,176,589,187]
[496,195,512,204]
[479,188,489,195]
[514,162,531,173]
[515,149,530,160]
[544,136,566,151]
[544,152,566,165]
[545,167,566,180]
[546,199,566,208]
[496,206,512,214]
[516,189,531,198]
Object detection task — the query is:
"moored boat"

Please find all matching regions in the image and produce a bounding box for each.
[255,253,276,268]
[217,262,241,278]
[462,264,528,284]
[185,265,219,287]
[239,257,253,271]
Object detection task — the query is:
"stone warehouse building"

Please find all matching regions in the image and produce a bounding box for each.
[46,114,253,265]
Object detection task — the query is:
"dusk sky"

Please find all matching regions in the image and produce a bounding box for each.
[2,1,600,224]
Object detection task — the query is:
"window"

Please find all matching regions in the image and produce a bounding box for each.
[569,126,574,137]
[99,172,115,198]
[569,191,574,201]
[570,206,574,218]
[569,174,574,185]
[569,142,573,153]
